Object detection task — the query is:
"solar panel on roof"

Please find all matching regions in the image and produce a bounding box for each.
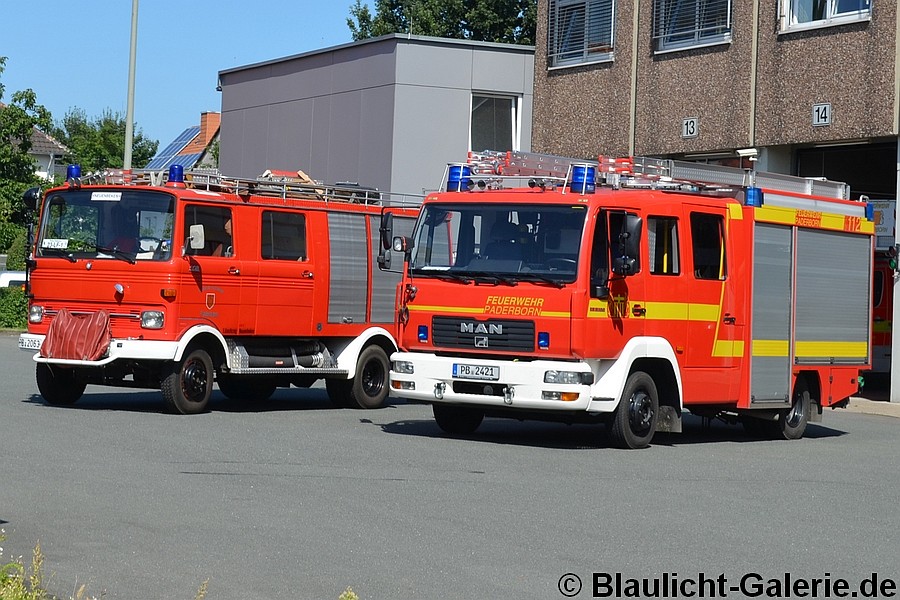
[166,153,202,170]
[145,126,201,169]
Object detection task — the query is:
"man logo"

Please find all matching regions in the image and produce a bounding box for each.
[475,336,489,348]
[460,322,503,335]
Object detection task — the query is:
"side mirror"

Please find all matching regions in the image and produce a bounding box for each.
[393,235,413,254]
[380,212,394,250]
[22,187,41,212]
[187,224,205,252]
[611,214,642,276]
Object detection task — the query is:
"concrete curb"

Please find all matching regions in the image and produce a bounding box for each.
[845,396,900,419]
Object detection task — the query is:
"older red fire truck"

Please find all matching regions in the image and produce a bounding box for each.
[380,151,873,448]
[18,165,418,414]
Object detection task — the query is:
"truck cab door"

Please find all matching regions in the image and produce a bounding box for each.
[682,206,742,403]
[178,205,247,336]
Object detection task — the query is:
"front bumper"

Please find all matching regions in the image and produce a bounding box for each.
[18,333,179,366]
[389,351,596,412]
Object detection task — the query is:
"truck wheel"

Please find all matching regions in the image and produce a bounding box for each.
[433,404,484,435]
[217,375,276,401]
[36,364,86,406]
[768,380,811,440]
[610,371,658,449]
[162,348,213,414]
[331,345,391,409]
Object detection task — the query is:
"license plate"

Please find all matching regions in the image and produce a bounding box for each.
[18,336,42,350]
[452,363,499,381]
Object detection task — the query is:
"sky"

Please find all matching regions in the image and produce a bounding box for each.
[1,0,356,150]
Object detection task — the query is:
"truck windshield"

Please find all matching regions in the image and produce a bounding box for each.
[409,203,587,284]
[36,189,175,262]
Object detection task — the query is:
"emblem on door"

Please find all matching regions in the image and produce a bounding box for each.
[206,293,216,310]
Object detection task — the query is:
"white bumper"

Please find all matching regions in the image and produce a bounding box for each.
[18,333,179,366]
[389,351,599,412]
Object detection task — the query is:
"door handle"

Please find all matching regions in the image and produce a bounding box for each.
[723,314,736,325]
[301,270,314,279]
[228,266,241,275]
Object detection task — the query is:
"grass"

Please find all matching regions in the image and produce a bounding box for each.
[1,530,361,599]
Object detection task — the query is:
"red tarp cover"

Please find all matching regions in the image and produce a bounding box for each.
[40,308,112,361]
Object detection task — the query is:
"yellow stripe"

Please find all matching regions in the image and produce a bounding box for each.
[643,301,689,320]
[687,303,720,322]
[407,304,571,318]
[755,205,876,234]
[795,341,869,358]
[713,340,745,357]
[729,204,744,220]
[753,339,790,357]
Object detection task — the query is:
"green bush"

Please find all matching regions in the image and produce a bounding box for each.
[5,231,27,271]
[0,222,25,254]
[0,286,27,329]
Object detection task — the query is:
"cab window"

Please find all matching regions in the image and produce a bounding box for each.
[261,211,307,260]
[184,205,232,257]
[648,216,680,275]
[690,212,725,279]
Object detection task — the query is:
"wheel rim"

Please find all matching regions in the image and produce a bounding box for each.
[786,393,805,428]
[361,359,385,398]
[628,390,654,434]
[180,357,209,403]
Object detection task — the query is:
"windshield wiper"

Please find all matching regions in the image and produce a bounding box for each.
[94,244,136,264]
[39,248,77,263]
[514,272,567,288]
[412,269,473,284]
[464,271,519,286]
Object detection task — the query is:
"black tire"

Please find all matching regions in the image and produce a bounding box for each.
[433,403,484,435]
[36,364,86,406]
[767,380,811,440]
[161,348,213,414]
[333,345,391,409]
[610,371,659,449]
[217,375,277,402]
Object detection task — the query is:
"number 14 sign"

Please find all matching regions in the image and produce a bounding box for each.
[813,103,832,127]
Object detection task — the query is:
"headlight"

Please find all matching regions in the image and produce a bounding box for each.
[29,305,44,324]
[141,310,164,329]
[392,360,415,374]
[544,370,587,385]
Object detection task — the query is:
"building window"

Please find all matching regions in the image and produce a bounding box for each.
[781,0,871,32]
[471,95,520,152]
[653,0,731,52]
[548,0,615,68]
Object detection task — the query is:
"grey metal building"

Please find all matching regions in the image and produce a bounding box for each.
[217,34,535,199]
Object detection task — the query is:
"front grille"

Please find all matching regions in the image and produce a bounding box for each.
[432,316,534,352]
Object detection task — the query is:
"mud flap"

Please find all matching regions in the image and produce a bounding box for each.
[656,405,682,433]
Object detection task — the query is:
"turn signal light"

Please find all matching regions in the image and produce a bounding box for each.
[160,288,177,300]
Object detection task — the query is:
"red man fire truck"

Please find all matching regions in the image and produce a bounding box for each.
[18,165,418,414]
[380,151,873,448]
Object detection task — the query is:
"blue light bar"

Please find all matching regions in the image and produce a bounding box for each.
[66,164,81,180]
[447,164,471,192]
[569,165,596,194]
[745,187,763,207]
[418,325,429,342]
[866,202,875,221]
[168,164,184,183]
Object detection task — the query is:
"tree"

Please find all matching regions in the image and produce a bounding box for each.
[50,108,158,173]
[347,0,537,45]
[0,56,52,227]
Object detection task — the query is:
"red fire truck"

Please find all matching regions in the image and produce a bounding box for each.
[18,165,418,414]
[380,151,873,448]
